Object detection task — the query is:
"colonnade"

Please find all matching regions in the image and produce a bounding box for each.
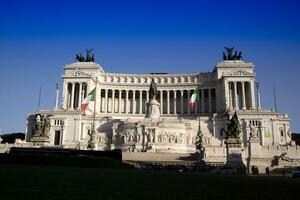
[62,81,218,114]
[65,82,87,110]
[99,88,216,115]
[228,81,254,110]
[63,80,255,113]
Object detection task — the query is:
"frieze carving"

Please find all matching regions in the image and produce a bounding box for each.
[156,132,186,144]
[101,72,215,85]
[216,61,254,68]
[96,134,108,144]
[223,69,253,77]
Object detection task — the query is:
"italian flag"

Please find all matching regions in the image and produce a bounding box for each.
[81,87,96,113]
[189,87,199,113]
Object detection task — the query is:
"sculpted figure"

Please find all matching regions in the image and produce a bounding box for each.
[75,53,85,62]
[149,79,158,100]
[33,114,50,138]
[33,114,43,136]
[249,124,258,138]
[75,49,95,62]
[223,47,243,60]
[221,111,241,139]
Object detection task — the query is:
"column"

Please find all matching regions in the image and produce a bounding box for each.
[112,90,115,113]
[167,90,170,114]
[62,81,68,109]
[145,91,149,113]
[139,90,142,114]
[70,82,75,110]
[187,90,190,114]
[256,83,261,110]
[250,81,256,109]
[146,91,149,102]
[54,84,59,110]
[77,83,82,110]
[173,90,176,114]
[160,90,163,114]
[233,82,238,110]
[241,82,246,110]
[125,90,129,114]
[133,90,136,114]
[208,88,212,113]
[229,82,233,110]
[224,80,230,110]
[180,90,184,114]
[201,89,205,113]
[118,90,122,114]
[104,89,108,113]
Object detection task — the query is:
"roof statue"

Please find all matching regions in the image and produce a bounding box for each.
[223,47,242,61]
[75,48,95,62]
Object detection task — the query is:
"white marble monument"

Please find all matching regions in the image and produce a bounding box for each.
[24,48,300,171]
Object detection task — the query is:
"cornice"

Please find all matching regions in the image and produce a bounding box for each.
[215,61,255,68]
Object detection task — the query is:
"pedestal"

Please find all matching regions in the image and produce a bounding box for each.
[225,138,244,168]
[146,99,160,121]
[31,136,50,146]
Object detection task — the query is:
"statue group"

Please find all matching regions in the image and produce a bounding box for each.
[221,112,241,140]
[223,47,242,61]
[33,114,51,138]
[75,48,95,62]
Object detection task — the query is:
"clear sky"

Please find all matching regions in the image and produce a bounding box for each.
[0,0,299,134]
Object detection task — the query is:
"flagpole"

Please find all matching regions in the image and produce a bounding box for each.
[92,77,98,130]
[88,77,98,150]
[37,87,42,111]
[273,85,277,113]
[196,74,205,169]
[197,74,201,130]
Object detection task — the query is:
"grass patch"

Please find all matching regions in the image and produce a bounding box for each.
[0,165,299,200]
[0,153,129,169]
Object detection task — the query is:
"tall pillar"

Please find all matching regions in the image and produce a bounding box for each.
[104,89,108,113]
[233,82,238,110]
[250,81,255,109]
[125,90,129,114]
[224,80,229,110]
[229,82,233,110]
[241,82,246,110]
[118,90,122,114]
[167,90,170,114]
[139,90,142,114]
[133,90,136,114]
[180,90,184,114]
[256,83,261,110]
[54,84,59,110]
[187,90,190,114]
[112,90,115,113]
[201,89,205,113]
[160,90,163,114]
[77,83,82,110]
[208,88,212,113]
[173,90,176,114]
[146,91,149,102]
[62,81,68,109]
[144,90,149,113]
[70,82,75,110]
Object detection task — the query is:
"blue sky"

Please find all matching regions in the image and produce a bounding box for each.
[0,0,300,133]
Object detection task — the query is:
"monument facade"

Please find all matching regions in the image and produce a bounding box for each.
[25,49,300,171]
